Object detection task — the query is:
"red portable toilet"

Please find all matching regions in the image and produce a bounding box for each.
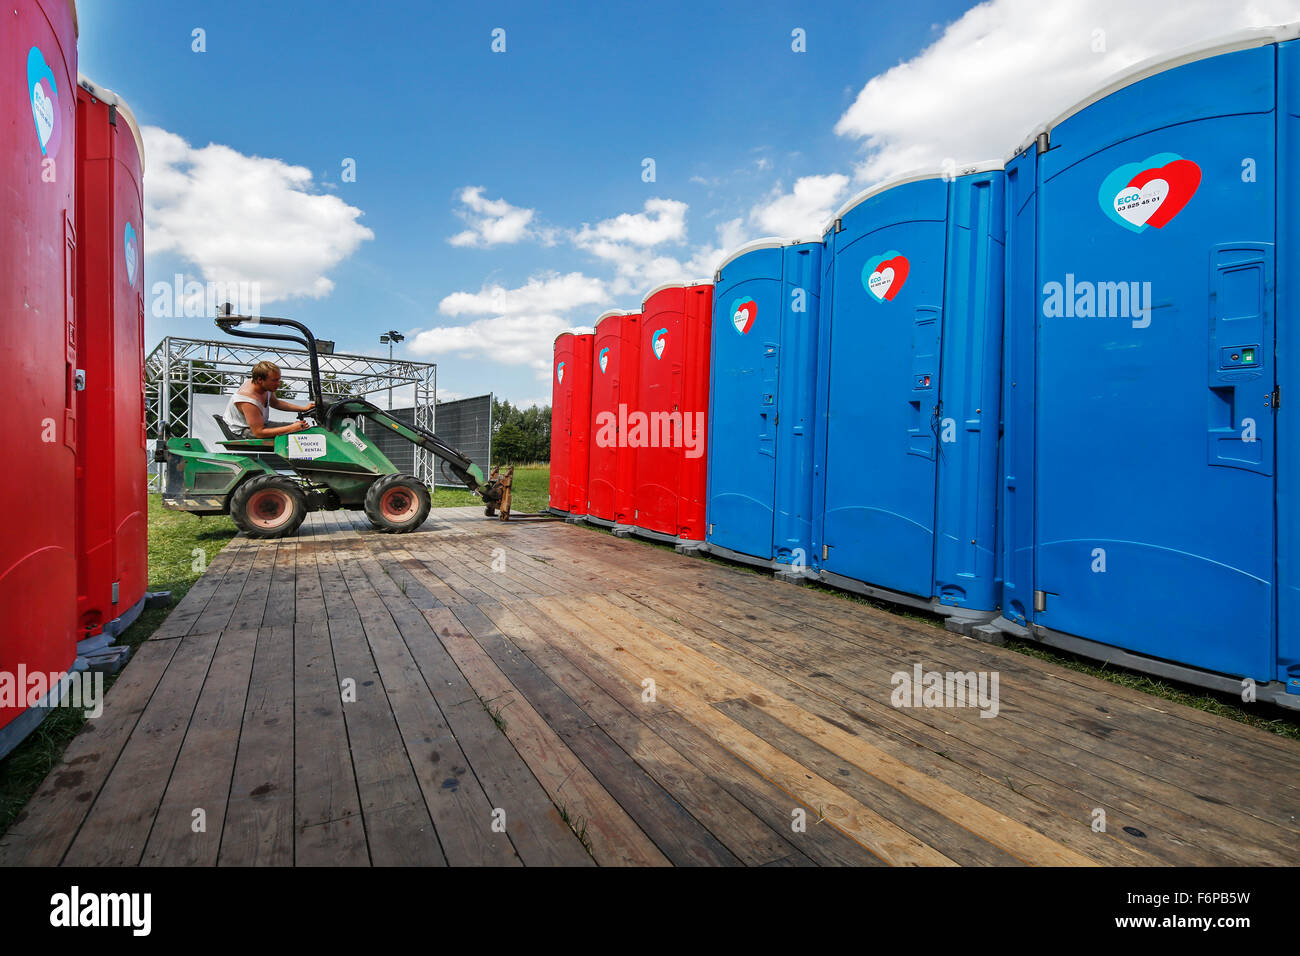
[587,310,641,527]
[74,76,148,639]
[628,282,712,545]
[613,312,644,527]
[548,330,594,516]
[0,0,80,757]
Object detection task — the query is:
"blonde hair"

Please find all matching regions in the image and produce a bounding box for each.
[251,360,280,384]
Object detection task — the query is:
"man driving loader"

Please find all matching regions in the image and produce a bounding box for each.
[160,311,516,535]
[221,360,316,438]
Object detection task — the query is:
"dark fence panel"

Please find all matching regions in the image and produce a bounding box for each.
[428,394,492,486]
[359,406,417,475]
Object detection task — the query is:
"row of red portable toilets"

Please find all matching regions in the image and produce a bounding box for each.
[0,0,152,757]
[551,27,1300,711]
[550,282,713,543]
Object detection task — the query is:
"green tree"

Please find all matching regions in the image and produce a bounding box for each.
[493,420,527,464]
[491,397,552,465]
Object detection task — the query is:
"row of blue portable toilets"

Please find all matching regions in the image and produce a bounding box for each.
[703,27,1300,710]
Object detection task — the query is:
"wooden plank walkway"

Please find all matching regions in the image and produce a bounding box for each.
[3,505,1298,866]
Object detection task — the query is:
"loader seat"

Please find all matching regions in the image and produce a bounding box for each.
[213,414,243,440]
[212,414,276,453]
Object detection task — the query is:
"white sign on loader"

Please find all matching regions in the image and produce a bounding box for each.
[288,434,327,459]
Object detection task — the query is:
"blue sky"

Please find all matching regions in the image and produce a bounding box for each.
[76,0,1300,407]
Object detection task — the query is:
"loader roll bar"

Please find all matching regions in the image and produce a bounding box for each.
[214,305,326,415]
[210,306,503,511]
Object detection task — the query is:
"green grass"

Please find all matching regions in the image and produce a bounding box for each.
[0,497,238,838]
[556,801,593,856]
[432,463,551,514]
[477,692,511,733]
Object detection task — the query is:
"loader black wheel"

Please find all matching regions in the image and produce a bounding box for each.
[364,474,431,534]
[230,475,308,538]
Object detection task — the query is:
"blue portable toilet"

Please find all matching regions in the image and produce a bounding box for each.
[997,26,1300,709]
[810,163,1005,623]
[705,237,822,573]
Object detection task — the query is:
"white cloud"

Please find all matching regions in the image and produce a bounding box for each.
[714,217,749,255]
[574,197,687,247]
[834,0,1300,184]
[426,174,836,376]
[447,186,552,247]
[572,198,704,296]
[409,313,570,378]
[412,271,611,380]
[675,217,752,283]
[438,271,608,316]
[748,173,850,237]
[579,245,702,297]
[142,127,373,302]
[514,397,549,409]
[679,176,848,273]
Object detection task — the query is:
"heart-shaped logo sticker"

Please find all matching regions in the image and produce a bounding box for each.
[556,361,565,384]
[124,222,139,285]
[652,328,667,359]
[861,251,909,302]
[599,347,609,373]
[1098,153,1200,233]
[27,47,62,158]
[730,298,756,335]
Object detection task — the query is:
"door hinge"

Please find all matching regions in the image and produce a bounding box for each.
[1271,385,1280,409]
[1033,589,1047,612]
[708,523,714,536]
[822,544,829,560]
[1035,131,1050,154]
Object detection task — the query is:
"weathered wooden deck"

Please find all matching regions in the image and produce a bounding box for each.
[3,506,1298,866]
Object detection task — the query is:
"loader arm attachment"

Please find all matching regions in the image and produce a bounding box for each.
[326,398,498,503]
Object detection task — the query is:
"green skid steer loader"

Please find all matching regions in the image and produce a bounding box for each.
[155,311,507,538]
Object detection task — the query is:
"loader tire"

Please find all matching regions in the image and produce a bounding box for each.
[364,474,431,534]
[230,475,308,539]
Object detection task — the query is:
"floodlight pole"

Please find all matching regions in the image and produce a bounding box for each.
[381,330,405,409]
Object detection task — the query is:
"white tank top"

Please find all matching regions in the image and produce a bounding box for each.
[222,388,270,433]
